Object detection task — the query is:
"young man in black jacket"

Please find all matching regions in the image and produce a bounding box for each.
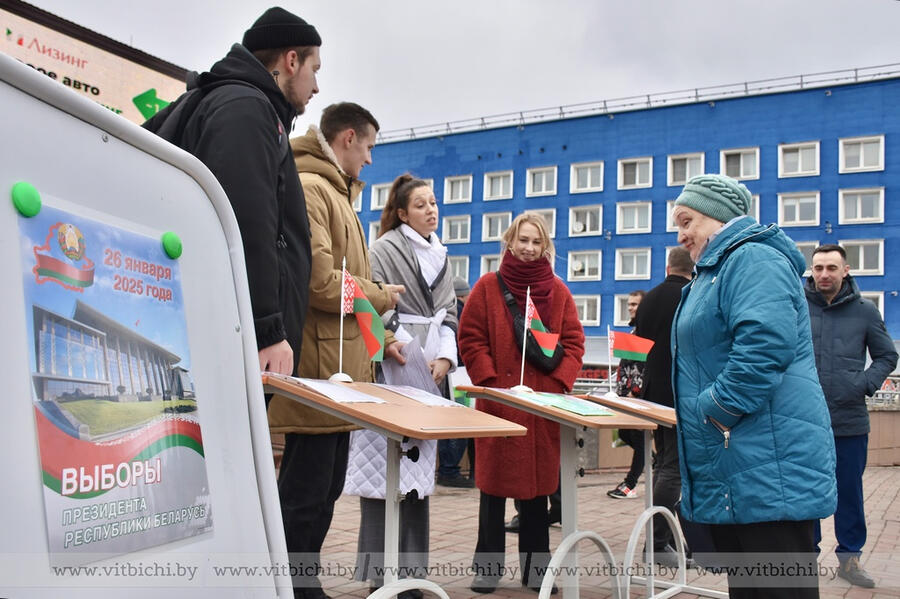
[145,7,320,379]
[633,247,693,563]
[144,8,326,598]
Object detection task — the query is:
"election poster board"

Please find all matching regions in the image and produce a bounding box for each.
[18,200,212,563]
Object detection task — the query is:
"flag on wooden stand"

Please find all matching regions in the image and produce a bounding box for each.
[610,330,654,362]
[341,268,384,361]
[525,293,559,357]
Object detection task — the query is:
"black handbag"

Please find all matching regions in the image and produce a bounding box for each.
[495,273,565,374]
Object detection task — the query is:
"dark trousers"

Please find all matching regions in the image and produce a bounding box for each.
[618,428,645,489]
[278,431,350,592]
[473,492,550,586]
[651,426,681,550]
[708,520,819,599]
[437,438,468,478]
[814,434,868,561]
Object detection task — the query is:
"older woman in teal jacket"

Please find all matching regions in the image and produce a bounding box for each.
[671,175,836,599]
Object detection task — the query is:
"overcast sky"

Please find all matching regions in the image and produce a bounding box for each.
[25,0,900,136]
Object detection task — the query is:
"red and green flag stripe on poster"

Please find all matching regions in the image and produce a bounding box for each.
[611,330,654,362]
[525,293,559,357]
[342,268,385,361]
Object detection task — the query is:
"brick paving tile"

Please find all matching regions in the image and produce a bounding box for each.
[317,467,900,598]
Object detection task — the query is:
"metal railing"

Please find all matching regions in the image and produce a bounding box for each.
[376,63,900,144]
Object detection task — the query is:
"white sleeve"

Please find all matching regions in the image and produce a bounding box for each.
[437,324,458,370]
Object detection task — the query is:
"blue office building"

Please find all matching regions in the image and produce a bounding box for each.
[358,67,899,363]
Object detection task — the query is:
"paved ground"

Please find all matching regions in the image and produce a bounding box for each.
[318,466,900,598]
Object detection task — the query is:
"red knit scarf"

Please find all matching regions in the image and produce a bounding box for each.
[498,251,556,321]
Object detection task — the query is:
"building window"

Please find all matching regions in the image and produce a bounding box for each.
[443,175,472,204]
[449,255,469,282]
[778,142,819,177]
[617,202,652,234]
[441,215,470,244]
[720,147,759,180]
[570,205,603,236]
[840,239,883,275]
[371,183,391,210]
[567,250,602,281]
[616,248,651,280]
[839,188,884,224]
[618,157,652,189]
[614,294,633,327]
[793,241,818,276]
[573,296,601,326]
[481,254,501,276]
[570,161,604,193]
[352,191,362,212]
[367,221,382,245]
[778,192,819,227]
[482,212,512,242]
[749,194,760,222]
[525,208,556,238]
[484,170,513,201]
[666,201,678,232]
[840,135,884,173]
[860,291,884,318]
[668,152,704,186]
[526,166,557,197]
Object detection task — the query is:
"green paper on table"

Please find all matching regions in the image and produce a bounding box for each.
[508,389,613,416]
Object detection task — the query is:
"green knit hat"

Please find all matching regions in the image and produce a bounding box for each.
[674,174,752,223]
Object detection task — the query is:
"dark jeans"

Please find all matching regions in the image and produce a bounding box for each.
[617,428,645,489]
[814,434,868,561]
[708,520,819,599]
[474,492,550,586]
[437,437,468,478]
[652,426,681,550]
[278,431,350,593]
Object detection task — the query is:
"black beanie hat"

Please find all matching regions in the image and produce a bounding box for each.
[242,7,321,52]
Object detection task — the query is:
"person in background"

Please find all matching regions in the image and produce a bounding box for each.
[607,289,646,499]
[268,102,404,598]
[459,213,585,594]
[805,244,897,589]
[671,174,836,598]
[632,248,693,564]
[436,276,476,488]
[344,173,458,598]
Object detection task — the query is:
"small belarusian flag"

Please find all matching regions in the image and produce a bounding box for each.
[341,268,385,361]
[611,331,654,362]
[525,293,559,358]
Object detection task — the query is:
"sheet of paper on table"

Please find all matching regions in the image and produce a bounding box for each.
[296,377,385,403]
[586,389,651,411]
[374,383,460,407]
[492,388,614,416]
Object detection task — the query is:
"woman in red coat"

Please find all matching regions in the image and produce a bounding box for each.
[459,213,585,593]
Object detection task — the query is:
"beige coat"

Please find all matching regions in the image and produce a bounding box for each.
[268,126,394,434]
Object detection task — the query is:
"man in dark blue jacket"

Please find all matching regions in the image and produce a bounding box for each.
[806,244,898,588]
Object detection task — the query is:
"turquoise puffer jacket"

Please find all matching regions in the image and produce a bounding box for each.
[673,216,836,525]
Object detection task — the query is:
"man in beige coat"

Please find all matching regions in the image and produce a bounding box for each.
[268,102,403,599]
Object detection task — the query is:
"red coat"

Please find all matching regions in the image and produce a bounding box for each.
[458,273,585,499]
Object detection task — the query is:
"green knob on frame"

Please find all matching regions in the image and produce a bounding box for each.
[11,181,41,217]
[161,231,183,259]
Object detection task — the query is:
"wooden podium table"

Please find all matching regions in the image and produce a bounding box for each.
[456,385,656,599]
[262,374,527,599]
[582,391,726,599]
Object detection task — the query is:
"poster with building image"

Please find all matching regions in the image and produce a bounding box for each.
[18,200,212,563]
